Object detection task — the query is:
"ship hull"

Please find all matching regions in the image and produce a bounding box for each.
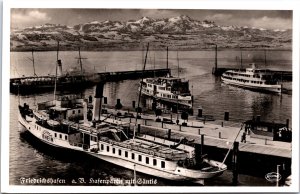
[141,90,192,110]
[221,77,282,93]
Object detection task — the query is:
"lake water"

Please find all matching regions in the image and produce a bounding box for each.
[9,50,292,186]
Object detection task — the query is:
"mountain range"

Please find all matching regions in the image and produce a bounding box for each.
[10,15,292,51]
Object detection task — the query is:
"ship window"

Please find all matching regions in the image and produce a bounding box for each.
[161,161,165,168]
[78,110,81,113]
[101,144,104,150]
[55,133,57,137]
[65,135,68,140]
[113,148,116,154]
[132,153,135,160]
[125,151,128,158]
[107,146,110,152]
[72,110,75,114]
[138,155,142,162]
[153,159,157,166]
[146,157,149,164]
[119,149,122,156]
[59,134,62,139]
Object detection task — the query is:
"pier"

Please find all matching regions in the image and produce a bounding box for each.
[99,106,292,180]
[10,68,170,94]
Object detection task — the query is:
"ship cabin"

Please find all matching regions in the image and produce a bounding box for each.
[142,77,192,101]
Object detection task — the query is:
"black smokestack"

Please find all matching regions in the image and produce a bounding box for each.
[95,82,104,98]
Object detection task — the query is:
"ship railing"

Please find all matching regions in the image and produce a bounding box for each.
[98,137,187,160]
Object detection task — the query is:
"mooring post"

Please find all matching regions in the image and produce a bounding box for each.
[161,121,164,128]
[198,108,203,117]
[224,111,229,121]
[256,115,261,122]
[276,165,281,187]
[167,129,171,140]
[198,128,201,135]
[219,132,221,139]
[179,125,181,131]
[221,121,224,127]
[265,138,268,145]
[232,141,239,186]
[137,124,141,134]
[201,134,204,156]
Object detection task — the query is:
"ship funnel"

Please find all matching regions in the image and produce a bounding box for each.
[57,60,63,76]
[92,82,104,121]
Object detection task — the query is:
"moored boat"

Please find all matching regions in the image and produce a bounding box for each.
[18,82,226,184]
[140,75,193,111]
[221,63,282,93]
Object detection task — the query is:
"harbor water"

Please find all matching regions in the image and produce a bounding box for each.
[9,50,292,186]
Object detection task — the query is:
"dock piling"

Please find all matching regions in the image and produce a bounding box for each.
[232,141,239,186]
[167,129,171,140]
[201,134,204,156]
[221,121,224,127]
[224,112,229,121]
[219,132,222,139]
[137,124,141,134]
[256,115,261,122]
[276,165,281,187]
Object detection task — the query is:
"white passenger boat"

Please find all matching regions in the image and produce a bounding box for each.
[18,83,226,183]
[221,63,282,93]
[140,75,193,111]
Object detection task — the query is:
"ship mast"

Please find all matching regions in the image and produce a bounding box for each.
[177,51,180,78]
[78,47,83,76]
[240,48,243,70]
[31,49,37,77]
[134,43,150,140]
[166,46,169,70]
[53,41,59,100]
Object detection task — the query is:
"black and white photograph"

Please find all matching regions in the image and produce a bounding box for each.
[1,0,299,193]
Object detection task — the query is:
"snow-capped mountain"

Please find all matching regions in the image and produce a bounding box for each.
[10,15,292,51]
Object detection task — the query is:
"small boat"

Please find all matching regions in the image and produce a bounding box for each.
[140,76,193,111]
[221,63,282,93]
[140,49,193,112]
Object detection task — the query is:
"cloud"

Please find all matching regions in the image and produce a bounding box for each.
[139,9,179,19]
[248,16,292,30]
[204,13,233,21]
[11,9,52,28]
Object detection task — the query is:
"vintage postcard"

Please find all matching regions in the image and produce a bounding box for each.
[1,0,299,193]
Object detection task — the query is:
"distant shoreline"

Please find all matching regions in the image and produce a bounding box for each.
[10,46,292,52]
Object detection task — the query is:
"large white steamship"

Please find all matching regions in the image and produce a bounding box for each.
[18,83,226,183]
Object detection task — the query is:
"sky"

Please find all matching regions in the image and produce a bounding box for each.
[11,9,292,30]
